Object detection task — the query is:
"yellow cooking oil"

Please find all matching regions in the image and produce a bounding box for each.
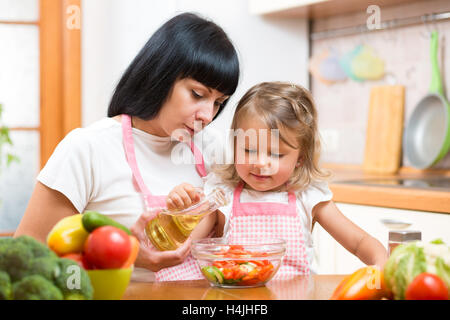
[145,188,228,251]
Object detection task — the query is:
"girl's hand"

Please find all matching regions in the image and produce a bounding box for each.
[166,183,204,210]
[130,207,192,272]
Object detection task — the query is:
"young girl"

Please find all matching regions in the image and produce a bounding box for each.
[167,82,387,278]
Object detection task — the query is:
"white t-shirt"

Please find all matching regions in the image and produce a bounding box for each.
[203,172,333,274]
[37,117,208,281]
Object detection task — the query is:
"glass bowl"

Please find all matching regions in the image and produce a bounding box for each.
[191,238,286,288]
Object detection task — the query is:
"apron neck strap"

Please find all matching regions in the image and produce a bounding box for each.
[121,114,152,196]
[189,140,207,178]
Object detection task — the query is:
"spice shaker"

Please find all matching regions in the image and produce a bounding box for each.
[388,230,421,255]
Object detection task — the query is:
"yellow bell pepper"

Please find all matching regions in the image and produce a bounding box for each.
[47,214,89,255]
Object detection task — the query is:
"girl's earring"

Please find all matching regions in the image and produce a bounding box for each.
[295,161,301,168]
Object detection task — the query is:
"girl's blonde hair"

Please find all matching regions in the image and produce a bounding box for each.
[213,81,331,192]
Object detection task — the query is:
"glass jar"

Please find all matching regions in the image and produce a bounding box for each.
[145,188,228,251]
[388,230,421,255]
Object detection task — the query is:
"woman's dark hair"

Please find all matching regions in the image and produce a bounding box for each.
[108,12,240,120]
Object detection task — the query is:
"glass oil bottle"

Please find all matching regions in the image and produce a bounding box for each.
[145,188,228,251]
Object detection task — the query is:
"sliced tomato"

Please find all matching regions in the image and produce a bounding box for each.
[258,265,274,281]
[222,268,235,280]
[250,260,270,267]
[213,261,237,269]
[211,246,275,286]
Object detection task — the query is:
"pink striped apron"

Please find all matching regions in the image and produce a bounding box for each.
[227,181,310,279]
[121,114,205,281]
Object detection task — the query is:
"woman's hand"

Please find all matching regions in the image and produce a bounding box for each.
[130,207,192,272]
[166,183,204,210]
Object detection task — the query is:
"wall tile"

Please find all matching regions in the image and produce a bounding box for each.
[312,20,450,168]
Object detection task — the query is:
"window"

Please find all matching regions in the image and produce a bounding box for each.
[0,0,81,232]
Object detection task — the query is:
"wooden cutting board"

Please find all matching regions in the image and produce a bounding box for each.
[363,85,405,174]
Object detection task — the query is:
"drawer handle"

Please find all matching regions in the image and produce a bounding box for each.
[380,218,412,229]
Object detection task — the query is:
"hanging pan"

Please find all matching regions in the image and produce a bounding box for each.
[404,31,450,169]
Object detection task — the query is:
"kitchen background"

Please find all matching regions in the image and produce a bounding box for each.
[0,0,449,248]
[311,0,450,167]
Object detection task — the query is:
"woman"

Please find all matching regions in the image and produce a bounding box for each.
[15,12,240,281]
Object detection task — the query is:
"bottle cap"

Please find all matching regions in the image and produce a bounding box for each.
[389,230,421,242]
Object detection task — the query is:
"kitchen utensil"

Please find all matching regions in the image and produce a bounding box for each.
[380,218,412,230]
[363,85,405,174]
[191,238,286,288]
[309,49,335,85]
[404,31,450,169]
[340,45,363,82]
[351,45,385,80]
[318,48,347,82]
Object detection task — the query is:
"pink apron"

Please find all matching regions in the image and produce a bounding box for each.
[227,181,310,279]
[121,114,205,281]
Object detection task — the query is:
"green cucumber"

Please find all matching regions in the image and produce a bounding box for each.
[82,211,132,235]
[201,266,224,284]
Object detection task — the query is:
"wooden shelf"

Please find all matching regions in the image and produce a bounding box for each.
[249,0,426,19]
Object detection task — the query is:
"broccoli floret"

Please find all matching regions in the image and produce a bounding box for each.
[0,236,93,300]
[26,257,61,281]
[14,235,58,259]
[0,236,59,282]
[0,271,12,300]
[0,240,34,282]
[12,275,63,300]
[54,258,93,300]
[0,236,14,247]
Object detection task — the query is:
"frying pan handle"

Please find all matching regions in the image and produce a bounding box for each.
[429,31,444,95]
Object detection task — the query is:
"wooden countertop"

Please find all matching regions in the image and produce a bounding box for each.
[122,275,346,300]
[324,163,450,214]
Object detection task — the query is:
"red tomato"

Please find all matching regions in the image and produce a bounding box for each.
[61,253,93,270]
[83,226,131,269]
[61,253,84,268]
[406,273,448,300]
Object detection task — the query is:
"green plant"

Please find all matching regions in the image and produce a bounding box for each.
[0,103,20,174]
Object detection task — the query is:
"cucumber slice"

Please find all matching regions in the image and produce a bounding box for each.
[223,278,240,285]
[201,266,224,284]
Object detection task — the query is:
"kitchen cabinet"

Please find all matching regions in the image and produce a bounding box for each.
[312,203,450,274]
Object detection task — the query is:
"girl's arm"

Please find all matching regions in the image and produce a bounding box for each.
[313,200,388,268]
